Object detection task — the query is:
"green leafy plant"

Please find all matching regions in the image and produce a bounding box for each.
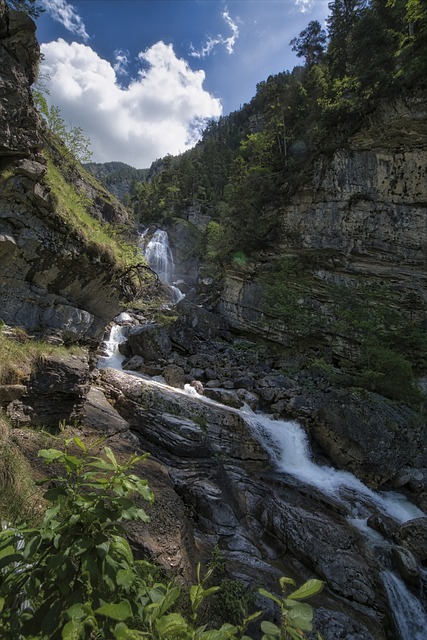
[0,436,155,639]
[0,440,323,639]
[259,577,323,640]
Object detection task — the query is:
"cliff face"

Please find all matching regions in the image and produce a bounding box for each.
[0,3,131,342]
[218,94,427,340]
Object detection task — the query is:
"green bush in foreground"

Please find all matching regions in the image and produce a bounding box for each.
[0,437,323,639]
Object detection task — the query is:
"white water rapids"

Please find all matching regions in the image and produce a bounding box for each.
[99,324,427,640]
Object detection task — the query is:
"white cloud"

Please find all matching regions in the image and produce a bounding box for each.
[113,49,130,76]
[294,0,314,13]
[190,6,240,58]
[40,39,222,168]
[41,0,89,40]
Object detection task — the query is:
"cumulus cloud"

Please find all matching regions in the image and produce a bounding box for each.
[190,6,239,58]
[41,0,89,40]
[40,39,222,168]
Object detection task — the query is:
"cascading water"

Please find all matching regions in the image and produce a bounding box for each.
[140,229,184,303]
[381,570,427,640]
[97,324,127,370]
[241,409,426,640]
[243,411,424,523]
[98,329,427,639]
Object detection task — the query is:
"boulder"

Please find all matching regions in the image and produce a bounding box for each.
[314,389,423,486]
[163,364,185,389]
[127,323,171,362]
[395,517,427,561]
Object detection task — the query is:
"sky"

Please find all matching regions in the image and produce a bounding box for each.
[36,0,329,168]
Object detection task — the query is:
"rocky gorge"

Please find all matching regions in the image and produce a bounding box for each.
[0,2,427,639]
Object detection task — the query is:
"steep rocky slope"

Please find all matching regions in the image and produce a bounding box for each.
[0,2,133,342]
[218,94,427,343]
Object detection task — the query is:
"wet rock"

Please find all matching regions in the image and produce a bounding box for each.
[163,364,185,389]
[80,386,130,435]
[392,545,420,585]
[123,355,145,371]
[204,387,243,409]
[314,389,423,486]
[127,323,171,361]
[395,517,427,560]
[0,384,26,406]
[236,388,259,411]
[189,380,204,395]
[7,354,90,428]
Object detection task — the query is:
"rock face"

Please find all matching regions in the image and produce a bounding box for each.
[218,94,427,341]
[0,2,133,341]
[98,368,390,639]
[314,389,424,487]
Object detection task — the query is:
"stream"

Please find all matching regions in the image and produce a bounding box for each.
[99,229,427,640]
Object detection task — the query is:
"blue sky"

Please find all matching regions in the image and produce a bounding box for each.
[37,0,329,168]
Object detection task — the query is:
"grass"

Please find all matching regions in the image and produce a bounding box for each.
[0,327,82,385]
[0,415,44,524]
[43,152,143,271]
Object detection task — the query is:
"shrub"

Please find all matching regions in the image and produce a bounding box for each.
[0,439,323,639]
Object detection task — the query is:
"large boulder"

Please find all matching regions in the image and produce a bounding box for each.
[127,323,172,362]
[314,389,423,487]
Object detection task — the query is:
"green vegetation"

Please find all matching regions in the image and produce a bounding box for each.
[0,442,323,639]
[128,0,425,259]
[43,153,142,273]
[0,417,42,524]
[33,90,92,163]
[0,326,82,386]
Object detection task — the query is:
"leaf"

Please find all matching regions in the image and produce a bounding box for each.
[0,596,4,613]
[96,600,133,621]
[158,586,181,615]
[23,534,42,560]
[38,448,65,463]
[286,602,314,631]
[288,579,323,601]
[155,612,189,636]
[72,436,87,452]
[111,536,133,565]
[87,459,116,471]
[279,576,296,590]
[104,446,118,468]
[0,552,22,569]
[199,625,238,640]
[116,569,135,591]
[61,619,81,639]
[260,620,281,636]
[258,588,281,605]
[113,622,149,639]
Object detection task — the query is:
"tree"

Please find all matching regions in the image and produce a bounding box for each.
[290,20,327,67]
[327,0,367,77]
[33,89,93,163]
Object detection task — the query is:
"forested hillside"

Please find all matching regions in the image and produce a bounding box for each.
[130,0,426,255]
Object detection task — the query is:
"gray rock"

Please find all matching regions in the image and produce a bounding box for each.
[314,389,423,486]
[163,364,185,389]
[128,323,171,361]
[392,546,420,585]
[395,517,427,560]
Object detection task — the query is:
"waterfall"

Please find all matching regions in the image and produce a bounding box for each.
[243,411,424,523]
[241,409,426,640]
[97,324,127,370]
[381,570,427,640]
[140,229,184,303]
[97,334,427,639]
